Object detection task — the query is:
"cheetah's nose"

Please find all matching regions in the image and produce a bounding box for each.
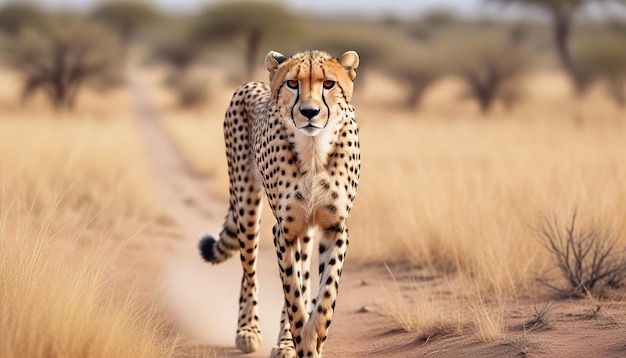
[300,108,320,120]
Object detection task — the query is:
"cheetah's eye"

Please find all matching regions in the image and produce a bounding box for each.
[323,80,336,90]
[286,80,299,89]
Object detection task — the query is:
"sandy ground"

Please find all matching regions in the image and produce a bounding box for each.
[129,84,626,358]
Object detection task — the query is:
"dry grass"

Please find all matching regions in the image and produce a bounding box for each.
[472,300,507,342]
[353,111,626,294]
[0,223,180,358]
[0,69,179,357]
[0,119,160,238]
[380,268,463,341]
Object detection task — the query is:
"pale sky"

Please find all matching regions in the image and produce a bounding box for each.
[1,0,504,17]
[2,0,623,20]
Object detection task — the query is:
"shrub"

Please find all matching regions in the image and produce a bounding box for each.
[536,212,626,297]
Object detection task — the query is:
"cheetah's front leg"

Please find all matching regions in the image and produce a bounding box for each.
[272,224,312,357]
[271,233,313,358]
[300,226,348,356]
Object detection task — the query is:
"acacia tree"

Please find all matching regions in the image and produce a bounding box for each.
[0,2,47,35]
[575,33,626,107]
[150,28,208,107]
[91,0,160,47]
[488,0,626,95]
[4,20,122,110]
[193,1,299,79]
[455,38,528,113]
[384,41,450,110]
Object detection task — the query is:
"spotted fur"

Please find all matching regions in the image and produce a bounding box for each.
[199,50,360,358]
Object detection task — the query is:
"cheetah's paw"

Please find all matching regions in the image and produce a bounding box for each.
[235,327,261,353]
[270,341,296,358]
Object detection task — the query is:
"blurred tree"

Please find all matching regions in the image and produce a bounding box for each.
[151,30,201,76]
[4,20,122,110]
[92,0,160,47]
[174,77,211,108]
[383,45,446,109]
[149,27,209,107]
[421,7,460,28]
[455,38,528,113]
[0,2,47,35]
[488,0,626,95]
[393,67,440,109]
[575,34,626,107]
[607,18,626,35]
[193,1,300,79]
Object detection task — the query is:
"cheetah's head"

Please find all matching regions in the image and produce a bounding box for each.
[265,50,359,137]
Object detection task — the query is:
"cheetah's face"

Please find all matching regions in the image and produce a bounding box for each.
[265,50,359,137]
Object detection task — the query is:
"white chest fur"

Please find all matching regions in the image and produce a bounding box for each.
[292,117,340,174]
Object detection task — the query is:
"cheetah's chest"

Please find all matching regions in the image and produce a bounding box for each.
[253,112,359,237]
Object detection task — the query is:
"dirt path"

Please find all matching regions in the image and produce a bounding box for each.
[131,84,395,357]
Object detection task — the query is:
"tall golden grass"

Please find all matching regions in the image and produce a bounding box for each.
[0,73,180,357]
[0,224,180,358]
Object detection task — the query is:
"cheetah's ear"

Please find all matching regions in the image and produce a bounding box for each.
[265,51,287,73]
[338,51,359,81]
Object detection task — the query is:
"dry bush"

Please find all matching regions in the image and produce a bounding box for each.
[536,212,626,296]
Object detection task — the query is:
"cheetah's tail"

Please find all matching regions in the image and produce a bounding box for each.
[198,226,239,264]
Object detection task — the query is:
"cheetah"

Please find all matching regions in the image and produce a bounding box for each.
[198,50,360,358]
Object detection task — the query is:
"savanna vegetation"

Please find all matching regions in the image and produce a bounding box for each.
[1,0,626,353]
[0,70,181,356]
